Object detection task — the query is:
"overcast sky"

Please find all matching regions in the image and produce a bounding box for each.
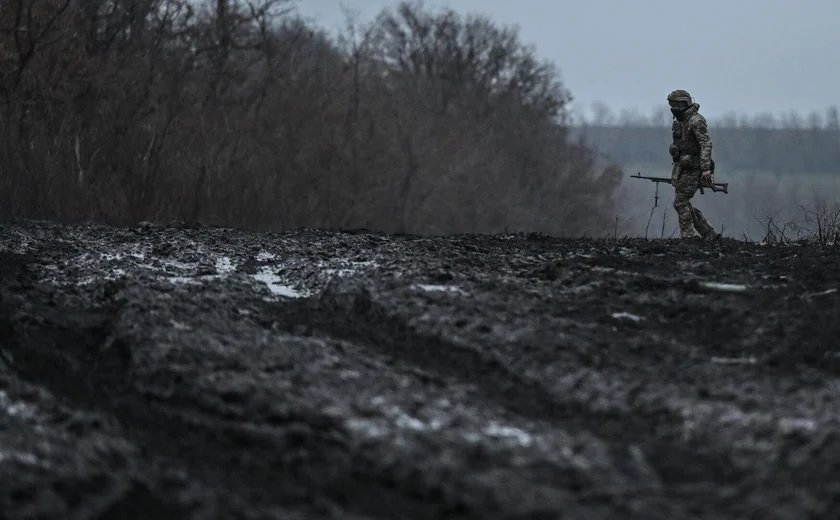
[294,0,838,121]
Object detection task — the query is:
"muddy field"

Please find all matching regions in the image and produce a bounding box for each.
[1,219,839,519]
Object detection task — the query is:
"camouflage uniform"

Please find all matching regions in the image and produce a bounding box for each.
[667,89,719,240]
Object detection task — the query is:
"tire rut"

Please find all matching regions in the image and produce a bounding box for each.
[275,286,749,498]
[0,284,457,518]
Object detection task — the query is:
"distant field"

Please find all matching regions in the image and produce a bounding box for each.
[612,164,840,241]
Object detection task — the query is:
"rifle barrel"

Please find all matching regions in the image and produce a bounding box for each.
[632,172,729,194]
[630,173,671,183]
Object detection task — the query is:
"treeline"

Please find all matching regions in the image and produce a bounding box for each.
[573,125,840,174]
[0,0,621,236]
[581,102,840,131]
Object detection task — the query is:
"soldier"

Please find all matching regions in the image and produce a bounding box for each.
[667,89,721,240]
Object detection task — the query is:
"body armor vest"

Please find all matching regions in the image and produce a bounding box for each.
[672,114,703,156]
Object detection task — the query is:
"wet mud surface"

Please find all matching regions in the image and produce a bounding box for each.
[1,219,839,519]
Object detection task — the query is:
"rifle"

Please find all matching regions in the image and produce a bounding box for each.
[630,172,729,208]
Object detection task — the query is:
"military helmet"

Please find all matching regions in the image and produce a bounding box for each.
[667,89,693,106]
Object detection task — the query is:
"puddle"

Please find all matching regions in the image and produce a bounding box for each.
[255,251,276,261]
[252,269,305,298]
[699,282,748,293]
[413,284,468,295]
[215,256,236,274]
[611,311,644,322]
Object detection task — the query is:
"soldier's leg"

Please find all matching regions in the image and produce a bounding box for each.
[673,170,700,238]
[690,206,715,236]
[687,174,718,238]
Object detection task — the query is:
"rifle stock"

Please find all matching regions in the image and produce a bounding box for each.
[700,180,729,194]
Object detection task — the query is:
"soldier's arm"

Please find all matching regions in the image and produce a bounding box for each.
[691,116,713,171]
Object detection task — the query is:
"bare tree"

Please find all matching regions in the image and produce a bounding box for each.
[591,101,614,126]
[826,106,840,130]
[807,110,823,130]
[649,106,670,127]
[719,111,739,128]
[0,0,623,237]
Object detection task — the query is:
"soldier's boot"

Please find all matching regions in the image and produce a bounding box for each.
[690,207,720,241]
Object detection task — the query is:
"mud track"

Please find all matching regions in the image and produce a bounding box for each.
[1,219,839,519]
